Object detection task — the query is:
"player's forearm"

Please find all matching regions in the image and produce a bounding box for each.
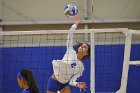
[66,24,77,49]
[69,80,78,86]
[70,24,77,31]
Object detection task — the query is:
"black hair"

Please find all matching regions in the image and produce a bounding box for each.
[19,69,39,93]
[76,42,90,61]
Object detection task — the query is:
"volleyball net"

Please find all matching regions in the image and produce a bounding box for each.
[0,28,140,93]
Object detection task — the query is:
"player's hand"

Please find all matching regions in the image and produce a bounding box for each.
[76,82,87,91]
[73,16,81,26]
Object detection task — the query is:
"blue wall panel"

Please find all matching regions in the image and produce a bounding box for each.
[0,44,140,93]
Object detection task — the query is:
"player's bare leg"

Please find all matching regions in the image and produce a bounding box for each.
[60,86,71,93]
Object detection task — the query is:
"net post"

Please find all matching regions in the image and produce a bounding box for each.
[116,29,132,93]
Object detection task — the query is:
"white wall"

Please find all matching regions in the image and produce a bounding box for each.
[2,0,84,21]
[0,0,2,20]
[2,0,140,22]
[92,0,140,22]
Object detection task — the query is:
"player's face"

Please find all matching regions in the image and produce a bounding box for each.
[17,77,22,88]
[78,43,89,57]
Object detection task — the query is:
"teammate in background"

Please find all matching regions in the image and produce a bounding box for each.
[17,69,39,93]
[47,16,90,93]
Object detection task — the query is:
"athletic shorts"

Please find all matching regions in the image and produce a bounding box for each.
[47,77,69,92]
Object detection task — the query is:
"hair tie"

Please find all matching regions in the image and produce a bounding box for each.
[17,72,26,80]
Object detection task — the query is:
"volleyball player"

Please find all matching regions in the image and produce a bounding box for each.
[47,16,90,93]
[17,69,39,93]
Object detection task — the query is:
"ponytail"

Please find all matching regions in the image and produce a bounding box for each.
[19,69,39,93]
[27,70,39,93]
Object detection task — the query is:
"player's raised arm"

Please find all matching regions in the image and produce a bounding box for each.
[66,16,81,51]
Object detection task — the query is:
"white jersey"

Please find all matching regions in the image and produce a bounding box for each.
[52,24,84,86]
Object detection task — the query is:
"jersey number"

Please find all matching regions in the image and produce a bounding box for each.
[71,62,77,68]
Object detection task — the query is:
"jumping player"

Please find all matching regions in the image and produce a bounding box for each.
[47,16,90,93]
